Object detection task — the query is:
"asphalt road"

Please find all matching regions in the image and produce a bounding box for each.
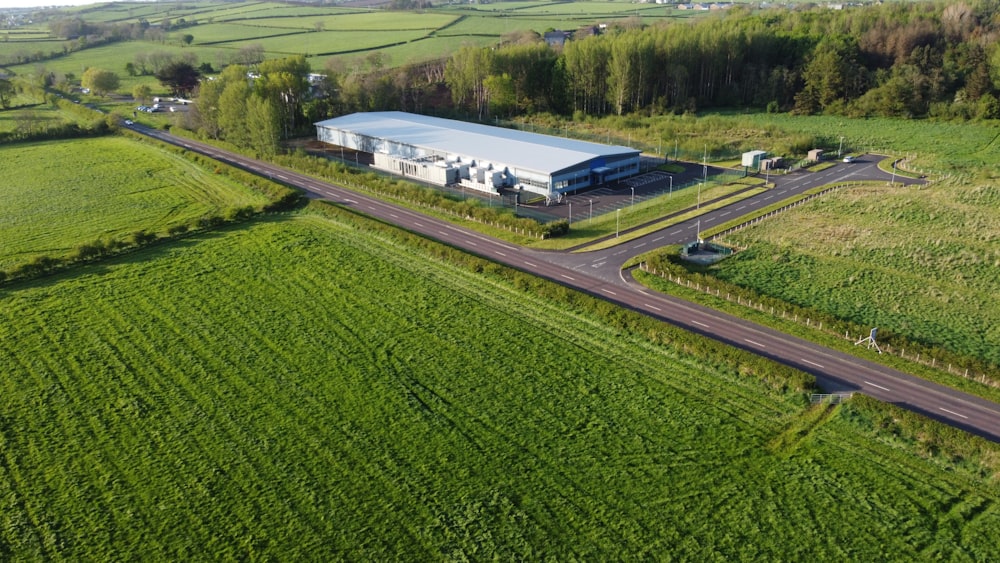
[131,124,1000,443]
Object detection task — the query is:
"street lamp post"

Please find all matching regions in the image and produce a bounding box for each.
[838,136,844,158]
[568,202,572,224]
[630,186,635,207]
[669,175,673,197]
[891,161,897,186]
[589,199,593,224]
[616,208,620,238]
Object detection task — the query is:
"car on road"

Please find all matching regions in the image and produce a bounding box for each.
[843,156,855,163]
[124,120,133,125]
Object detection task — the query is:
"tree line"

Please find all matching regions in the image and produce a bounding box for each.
[311,1,1000,121]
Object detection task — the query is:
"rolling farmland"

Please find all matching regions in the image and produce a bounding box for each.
[0,136,269,270]
[0,209,999,558]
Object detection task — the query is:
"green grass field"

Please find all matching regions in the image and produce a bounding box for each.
[0,208,998,558]
[712,180,1000,365]
[0,136,269,270]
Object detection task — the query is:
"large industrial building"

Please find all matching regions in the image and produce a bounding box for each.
[314,112,640,200]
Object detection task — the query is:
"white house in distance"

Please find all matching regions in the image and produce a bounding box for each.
[314,111,640,199]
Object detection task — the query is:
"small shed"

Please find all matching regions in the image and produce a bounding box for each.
[741,150,767,168]
[807,149,824,162]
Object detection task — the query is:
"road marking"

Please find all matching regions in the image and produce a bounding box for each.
[863,381,890,392]
[523,261,537,268]
[389,213,399,218]
[438,231,449,236]
[763,196,773,201]
[670,229,683,235]
[744,338,766,348]
[736,206,746,211]
[653,236,665,242]
[467,241,477,247]
[561,274,575,281]
[633,243,646,248]
[644,303,662,311]
[277,174,289,180]
[801,358,825,369]
[494,250,507,257]
[413,222,424,228]
[344,199,357,204]
[601,288,617,296]
[692,320,710,328]
[720,211,731,217]
[591,261,606,268]
[939,407,969,420]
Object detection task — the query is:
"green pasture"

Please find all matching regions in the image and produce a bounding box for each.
[210,3,344,22]
[249,12,457,31]
[0,100,92,133]
[0,136,268,271]
[220,29,429,57]
[713,180,1000,365]
[186,22,299,45]
[0,210,998,559]
[307,33,499,71]
[0,39,73,62]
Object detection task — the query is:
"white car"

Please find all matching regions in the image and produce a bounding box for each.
[124,120,133,125]
[843,156,855,163]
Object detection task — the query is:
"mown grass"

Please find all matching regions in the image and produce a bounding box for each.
[0,136,269,270]
[0,206,999,559]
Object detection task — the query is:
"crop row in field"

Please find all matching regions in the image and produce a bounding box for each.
[0,208,998,559]
[0,136,269,271]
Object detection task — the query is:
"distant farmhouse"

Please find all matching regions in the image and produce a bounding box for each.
[315,112,640,200]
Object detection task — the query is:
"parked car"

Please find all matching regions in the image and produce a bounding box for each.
[843,156,855,163]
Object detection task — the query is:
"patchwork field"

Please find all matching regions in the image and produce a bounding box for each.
[0,208,999,559]
[0,136,269,270]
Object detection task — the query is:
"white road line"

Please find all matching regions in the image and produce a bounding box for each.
[720,211,731,217]
[744,339,766,348]
[633,243,646,248]
[601,288,617,296]
[561,274,575,281]
[692,320,710,328]
[523,261,537,268]
[344,199,357,204]
[494,251,507,257]
[939,407,969,420]
[644,303,662,311]
[389,213,399,218]
[670,229,683,235]
[413,222,424,227]
[468,241,477,247]
[801,358,825,369]
[277,174,289,180]
[653,236,665,242]
[864,381,891,392]
[736,206,746,210]
[438,231,449,236]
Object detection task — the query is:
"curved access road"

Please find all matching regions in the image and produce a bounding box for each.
[130,124,1000,443]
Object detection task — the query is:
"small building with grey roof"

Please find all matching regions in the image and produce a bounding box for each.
[314,111,640,200]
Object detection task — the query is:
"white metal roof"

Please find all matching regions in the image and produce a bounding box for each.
[314,111,638,175]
